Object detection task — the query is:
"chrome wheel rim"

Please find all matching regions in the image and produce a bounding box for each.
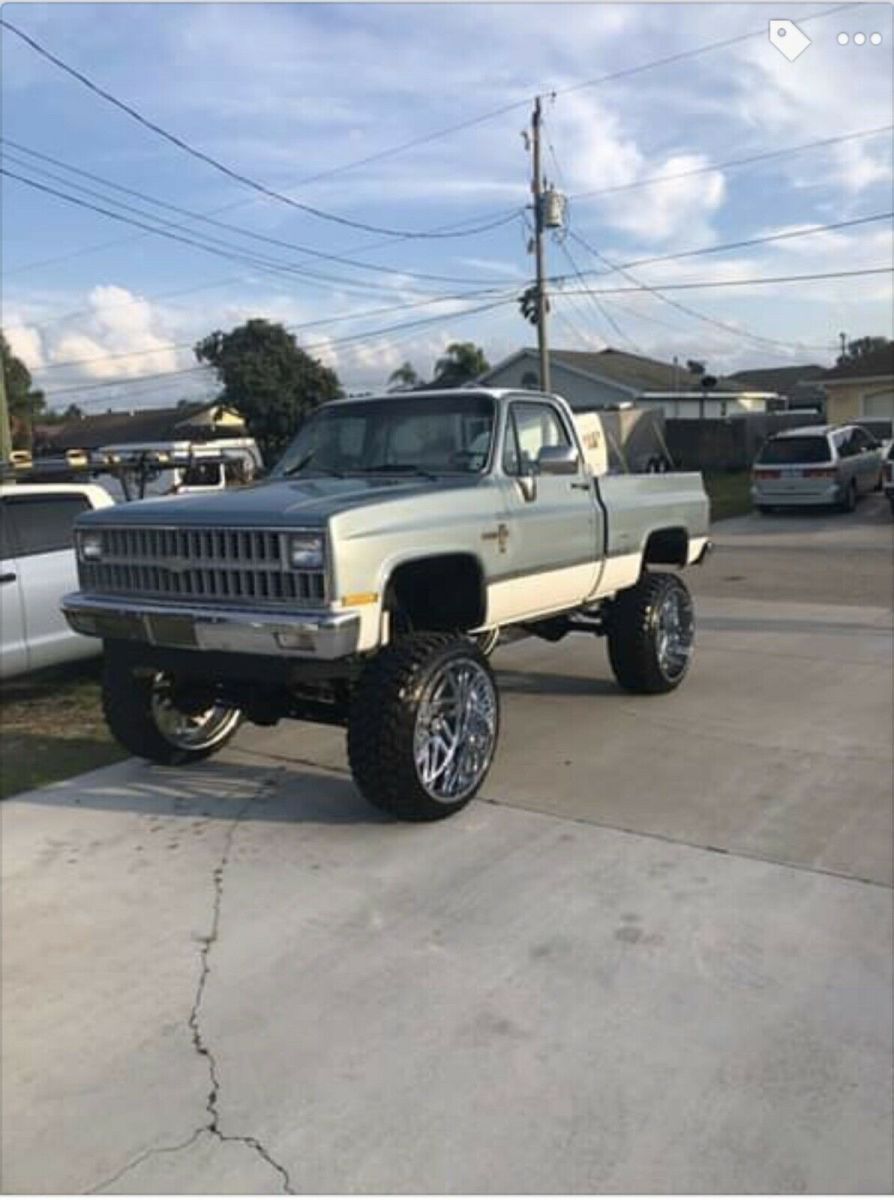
[150,676,242,751]
[655,587,694,681]
[413,658,498,803]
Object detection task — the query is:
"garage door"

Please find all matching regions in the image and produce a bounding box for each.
[862,390,894,419]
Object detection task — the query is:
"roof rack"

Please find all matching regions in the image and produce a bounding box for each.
[1,445,243,499]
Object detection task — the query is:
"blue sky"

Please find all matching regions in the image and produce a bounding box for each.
[2,1,892,411]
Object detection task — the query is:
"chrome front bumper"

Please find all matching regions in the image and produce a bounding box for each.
[62,594,360,660]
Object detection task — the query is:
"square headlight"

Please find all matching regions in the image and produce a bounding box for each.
[288,532,324,569]
[78,530,104,562]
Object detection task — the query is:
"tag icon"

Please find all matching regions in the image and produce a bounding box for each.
[769,19,812,61]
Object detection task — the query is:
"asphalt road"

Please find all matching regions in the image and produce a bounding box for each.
[3,496,892,1194]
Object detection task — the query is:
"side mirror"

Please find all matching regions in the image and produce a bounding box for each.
[537,445,580,475]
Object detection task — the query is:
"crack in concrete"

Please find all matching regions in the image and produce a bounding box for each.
[86,1129,205,1194]
[88,769,295,1195]
[187,767,295,1194]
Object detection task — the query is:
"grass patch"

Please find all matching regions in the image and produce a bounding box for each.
[704,470,753,522]
[0,659,125,800]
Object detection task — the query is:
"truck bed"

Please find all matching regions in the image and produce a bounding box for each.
[597,472,710,560]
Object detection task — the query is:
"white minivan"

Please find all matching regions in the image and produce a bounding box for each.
[1,483,114,679]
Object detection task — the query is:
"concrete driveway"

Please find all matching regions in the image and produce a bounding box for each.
[3,496,892,1193]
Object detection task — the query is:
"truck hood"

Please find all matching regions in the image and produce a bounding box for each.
[79,474,479,528]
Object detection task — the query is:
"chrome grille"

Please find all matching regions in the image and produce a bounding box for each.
[79,526,327,608]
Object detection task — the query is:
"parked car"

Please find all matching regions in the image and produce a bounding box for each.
[1,482,114,679]
[751,424,883,513]
[62,388,710,823]
[882,440,894,516]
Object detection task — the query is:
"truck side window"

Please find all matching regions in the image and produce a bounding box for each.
[505,402,570,475]
[503,410,522,475]
[5,495,91,557]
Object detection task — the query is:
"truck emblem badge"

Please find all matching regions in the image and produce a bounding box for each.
[482,523,510,553]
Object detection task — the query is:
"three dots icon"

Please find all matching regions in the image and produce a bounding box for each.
[837,31,884,45]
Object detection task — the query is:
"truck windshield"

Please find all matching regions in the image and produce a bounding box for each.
[273,394,496,478]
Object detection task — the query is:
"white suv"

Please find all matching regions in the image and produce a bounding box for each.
[1,483,114,678]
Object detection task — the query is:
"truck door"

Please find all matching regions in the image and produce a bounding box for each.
[6,492,94,672]
[488,399,602,625]
[0,500,27,678]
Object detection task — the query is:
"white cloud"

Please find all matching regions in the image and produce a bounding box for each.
[50,285,181,380]
[5,323,45,370]
[602,153,726,244]
[546,93,726,245]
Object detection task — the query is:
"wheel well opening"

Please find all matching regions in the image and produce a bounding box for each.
[643,527,689,567]
[386,555,486,632]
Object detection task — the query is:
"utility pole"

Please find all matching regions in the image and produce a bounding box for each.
[0,344,12,464]
[531,96,550,393]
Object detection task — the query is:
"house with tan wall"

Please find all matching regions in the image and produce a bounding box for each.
[822,344,894,425]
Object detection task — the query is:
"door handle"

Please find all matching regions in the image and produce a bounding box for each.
[0,572,16,584]
[570,481,590,491]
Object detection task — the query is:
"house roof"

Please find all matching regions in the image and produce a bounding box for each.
[550,348,718,392]
[34,401,244,452]
[482,347,755,394]
[822,343,894,382]
[728,365,826,391]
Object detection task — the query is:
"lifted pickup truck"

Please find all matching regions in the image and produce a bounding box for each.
[63,389,710,821]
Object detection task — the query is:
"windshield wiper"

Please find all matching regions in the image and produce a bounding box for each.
[353,463,438,480]
[281,451,345,479]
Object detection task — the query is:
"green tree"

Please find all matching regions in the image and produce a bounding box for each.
[836,336,892,367]
[431,342,490,388]
[195,319,342,462]
[1,329,46,449]
[387,361,422,390]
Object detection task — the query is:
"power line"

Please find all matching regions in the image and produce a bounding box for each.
[2,140,522,283]
[2,5,856,250]
[32,285,518,372]
[552,307,603,353]
[568,124,893,202]
[15,154,884,300]
[0,168,433,302]
[557,264,891,295]
[40,294,518,398]
[554,235,643,353]
[2,0,868,310]
[567,213,894,281]
[2,147,521,288]
[10,123,885,280]
[1,168,498,300]
[40,266,887,400]
[547,3,858,100]
[566,229,846,353]
[0,17,537,242]
[543,115,886,356]
[19,275,247,332]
